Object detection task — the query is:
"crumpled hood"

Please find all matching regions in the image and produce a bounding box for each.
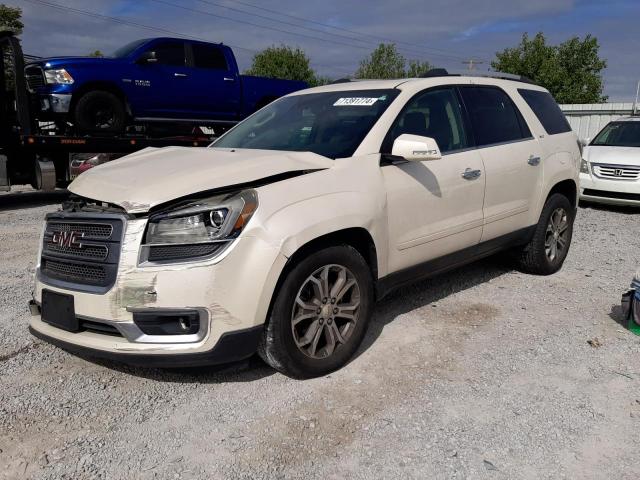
[584,146,640,167]
[69,147,334,213]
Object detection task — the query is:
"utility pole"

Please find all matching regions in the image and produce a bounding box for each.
[462,59,484,71]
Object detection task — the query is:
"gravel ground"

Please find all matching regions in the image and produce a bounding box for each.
[1,189,639,480]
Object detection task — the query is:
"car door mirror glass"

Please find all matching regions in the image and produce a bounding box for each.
[391,134,442,161]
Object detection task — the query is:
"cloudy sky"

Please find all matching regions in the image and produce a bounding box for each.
[14,0,640,101]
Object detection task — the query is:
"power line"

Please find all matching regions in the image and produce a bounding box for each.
[21,0,353,76]
[193,0,473,62]
[147,0,471,63]
[22,0,257,53]
[228,0,493,62]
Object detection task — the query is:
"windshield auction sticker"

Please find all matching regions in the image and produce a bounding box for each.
[333,97,379,106]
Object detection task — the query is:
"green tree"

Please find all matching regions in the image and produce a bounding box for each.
[355,43,405,79]
[245,45,318,85]
[0,4,23,34]
[355,43,431,79]
[88,50,104,57]
[406,59,432,78]
[492,32,607,103]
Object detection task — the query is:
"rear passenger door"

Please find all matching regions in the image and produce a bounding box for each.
[459,86,543,241]
[381,87,485,273]
[185,42,241,120]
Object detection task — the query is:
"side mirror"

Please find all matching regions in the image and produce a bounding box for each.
[137,51,157,64]
[580,137,591,147]
[391,134,442,161]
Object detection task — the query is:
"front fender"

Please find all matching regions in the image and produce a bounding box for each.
[259,190,388,277]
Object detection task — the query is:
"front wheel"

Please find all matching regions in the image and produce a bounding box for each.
[258,245,374,379]
[74,90,126,134]
[513,193,575,275]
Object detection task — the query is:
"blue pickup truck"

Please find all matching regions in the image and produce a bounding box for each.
[24,37,307,134]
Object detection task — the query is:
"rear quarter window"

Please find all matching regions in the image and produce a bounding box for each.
[459,86,532,147]
[518,89,571,135]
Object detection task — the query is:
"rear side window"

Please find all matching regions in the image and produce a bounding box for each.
[460,86,531,147]
[192,43,228,70]
[150,41,185,66]
[518,89,571,135]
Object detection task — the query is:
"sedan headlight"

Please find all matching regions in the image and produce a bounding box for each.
[580,158,589,174]
[44,68,74,85]
[141,189,258,263]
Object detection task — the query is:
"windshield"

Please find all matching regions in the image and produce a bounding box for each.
[212,89,400,159]
[592,121,640,147]
[111,39,148,58]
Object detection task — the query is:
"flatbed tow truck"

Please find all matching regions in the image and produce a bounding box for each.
[0,30,226,192]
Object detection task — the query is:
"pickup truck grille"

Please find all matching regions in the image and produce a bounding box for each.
[25,65,45,91]
[592,163,640,181]
[39,215,124,292]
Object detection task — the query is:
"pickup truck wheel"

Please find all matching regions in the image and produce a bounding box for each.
[74,91,126,134]
[513,193,575,275]
[258,245,374,379]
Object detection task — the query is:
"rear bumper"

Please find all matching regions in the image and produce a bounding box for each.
[579,172,640,206]
[30,323,263,367]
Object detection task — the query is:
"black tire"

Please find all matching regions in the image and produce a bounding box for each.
[74,90,126,134]
[514,193,575,275]
[258,245,374,379]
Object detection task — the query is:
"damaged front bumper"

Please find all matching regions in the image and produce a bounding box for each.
[29,214,287,367]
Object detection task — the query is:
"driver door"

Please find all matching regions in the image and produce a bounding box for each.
[381,87,486,273]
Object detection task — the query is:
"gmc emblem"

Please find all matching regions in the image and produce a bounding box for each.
[51,231,84,249]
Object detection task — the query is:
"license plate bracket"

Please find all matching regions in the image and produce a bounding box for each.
[41,289,79,332]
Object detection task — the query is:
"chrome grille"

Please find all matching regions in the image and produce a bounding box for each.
[25,65,45,91]
[40,215,124,292]
[592,163,640,181]
[47,221,113,239]
[42,259,107,282]
[45,241,108,261]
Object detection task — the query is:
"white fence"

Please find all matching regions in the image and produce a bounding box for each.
[559,103,636,141]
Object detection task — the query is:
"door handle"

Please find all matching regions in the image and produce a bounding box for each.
[174,73,188,77]
[223,77,235,82]
[461,168,482,180]
[528,155,541,166]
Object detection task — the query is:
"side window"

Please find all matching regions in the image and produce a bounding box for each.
[148,41,185,66]
[460,86,531,147]
[192,43,228,70]
[518,89,571,135]
[383,88,469,154]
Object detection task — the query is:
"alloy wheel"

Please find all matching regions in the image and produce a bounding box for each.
[545,207,569,262]
[291,264,361,359]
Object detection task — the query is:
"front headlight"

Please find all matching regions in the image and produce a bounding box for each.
[580,158,589,174]
[141,189,258,263]
[44,68,74,85]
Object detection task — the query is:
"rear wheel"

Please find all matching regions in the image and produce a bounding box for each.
[74,90,126,134]
[514,193,575,275]
[258,245,374,379]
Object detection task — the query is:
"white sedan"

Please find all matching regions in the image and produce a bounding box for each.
[580,117,640,206]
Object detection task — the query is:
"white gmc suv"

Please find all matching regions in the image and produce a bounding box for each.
[29,73,580,378]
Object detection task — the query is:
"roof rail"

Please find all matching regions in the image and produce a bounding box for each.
[479,71,537,85]
[417,68,537,85]
[419,68,451,78]
[330,78,352,84]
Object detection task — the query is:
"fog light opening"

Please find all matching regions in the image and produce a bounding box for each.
[178,316,191,332]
